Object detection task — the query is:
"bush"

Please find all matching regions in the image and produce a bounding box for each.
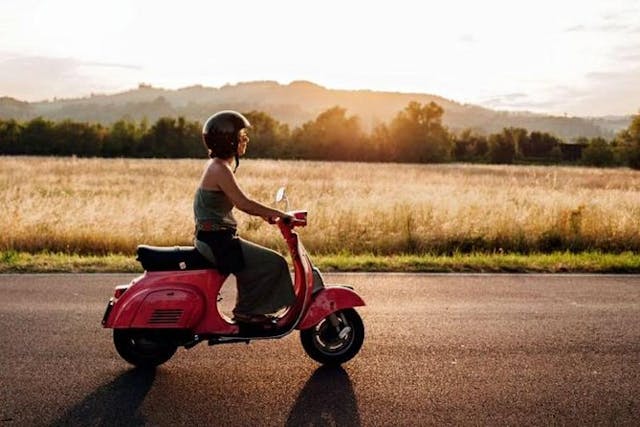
[488,133,516,164]
[582,137,615,166]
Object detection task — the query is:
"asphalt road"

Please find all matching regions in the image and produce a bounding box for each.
[1,273,639,426]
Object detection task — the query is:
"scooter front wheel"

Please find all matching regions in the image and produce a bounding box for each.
[113,329,178,368]
[300,308,364,365]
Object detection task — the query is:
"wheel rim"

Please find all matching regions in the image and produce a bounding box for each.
[312,313,354,355]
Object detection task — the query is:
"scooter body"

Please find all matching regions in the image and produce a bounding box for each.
[102,210,365,367]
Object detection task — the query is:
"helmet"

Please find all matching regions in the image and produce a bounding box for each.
[202,110,251,159]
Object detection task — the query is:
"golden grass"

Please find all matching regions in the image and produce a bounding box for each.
[3,156,640,255]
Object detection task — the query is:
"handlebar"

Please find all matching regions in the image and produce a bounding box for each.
[268,210,308,227]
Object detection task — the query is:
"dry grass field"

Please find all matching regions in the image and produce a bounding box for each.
[2,156,640,256]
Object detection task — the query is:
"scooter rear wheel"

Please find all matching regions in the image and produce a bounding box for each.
[113,329,178,368]
[300,308,364,366]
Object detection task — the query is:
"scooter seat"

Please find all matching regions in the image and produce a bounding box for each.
[136,245,216,271]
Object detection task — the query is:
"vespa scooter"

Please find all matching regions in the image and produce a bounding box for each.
[102,188,365,367]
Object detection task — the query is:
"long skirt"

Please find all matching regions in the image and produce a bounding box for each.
[195,237,295,315]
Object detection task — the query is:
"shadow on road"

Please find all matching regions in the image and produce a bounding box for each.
[286,365,361,427]
[51,367,155,427]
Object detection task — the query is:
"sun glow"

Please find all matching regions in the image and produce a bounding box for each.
[1,0,639,115]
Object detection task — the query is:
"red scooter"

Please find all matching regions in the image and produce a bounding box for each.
[102,190,365,367]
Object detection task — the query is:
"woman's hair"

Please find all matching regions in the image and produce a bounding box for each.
[204,133,237,159]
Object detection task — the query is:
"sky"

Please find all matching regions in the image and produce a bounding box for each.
[1,0,639,117]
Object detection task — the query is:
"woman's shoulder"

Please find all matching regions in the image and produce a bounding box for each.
[205,158,233,173]
[200,159,234,190]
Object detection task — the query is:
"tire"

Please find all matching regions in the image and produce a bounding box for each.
[113,329,178,368]
[300,308,364,366]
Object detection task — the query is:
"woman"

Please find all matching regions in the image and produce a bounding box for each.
[193,110,295,326]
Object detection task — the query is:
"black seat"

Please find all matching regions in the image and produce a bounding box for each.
[136,245,216,271]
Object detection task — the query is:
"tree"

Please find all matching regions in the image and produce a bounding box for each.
[473,135,489,159]
[549,145,563,162]
[103,120,139,157]
[291,106,364,160]
[0,119,22,154]
[521,131,562,158]
[453,129,488,162]
[243,110,290,158]
[21,117,54,155]
[388,101,451,163]
[488,132,516,164]
[502,127,528,159]
[53,120,104,156]
[368,122,391,161]
[616,112,640,169]
[581,137,615,166]
[138,116,201,158]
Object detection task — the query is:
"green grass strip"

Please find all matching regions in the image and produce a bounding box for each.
[314,252,640,273]
[0,251,140,273]
[1,250,639,273]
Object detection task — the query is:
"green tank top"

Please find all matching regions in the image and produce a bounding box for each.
[193,187,238,231]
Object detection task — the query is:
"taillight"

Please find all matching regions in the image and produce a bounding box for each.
[114,285,129,299]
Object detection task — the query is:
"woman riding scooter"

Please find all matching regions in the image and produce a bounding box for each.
[103,110,365,367]
[194,110,294,327]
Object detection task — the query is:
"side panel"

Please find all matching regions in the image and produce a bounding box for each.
[104,287,147,328]
[129,289,204,328]
[105,269,220,328]
[297,286,365,330]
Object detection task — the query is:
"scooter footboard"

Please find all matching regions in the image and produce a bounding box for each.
[297,286,365,330]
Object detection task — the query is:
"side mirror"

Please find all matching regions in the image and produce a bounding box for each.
[275,187,289,210]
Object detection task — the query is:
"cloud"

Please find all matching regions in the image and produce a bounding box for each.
[611,43,640,62]
[82,61,142,71]
[476,78,639,117]
[551,69,640,116]
[565,22,639,33]
[564,6,640,34]
[457,34,476,43]
[618,52,640,62]
[0,53,141,101]
[479,93,559,111]
[565,25,587,32]
[586,68,640,85]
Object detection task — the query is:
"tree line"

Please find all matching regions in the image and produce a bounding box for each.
[1,101,639,168]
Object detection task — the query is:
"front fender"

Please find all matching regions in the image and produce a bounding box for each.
[297,286,365,330]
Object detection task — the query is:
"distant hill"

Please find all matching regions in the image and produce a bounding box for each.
[0,81,632,139]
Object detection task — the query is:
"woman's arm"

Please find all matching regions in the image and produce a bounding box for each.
[214,163,289,219]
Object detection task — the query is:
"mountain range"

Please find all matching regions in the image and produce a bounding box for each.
[0,80,632,140]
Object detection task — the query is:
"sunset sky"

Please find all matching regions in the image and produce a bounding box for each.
[1,0,639,117]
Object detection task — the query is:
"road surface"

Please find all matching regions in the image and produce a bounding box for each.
[1,273,639,426]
